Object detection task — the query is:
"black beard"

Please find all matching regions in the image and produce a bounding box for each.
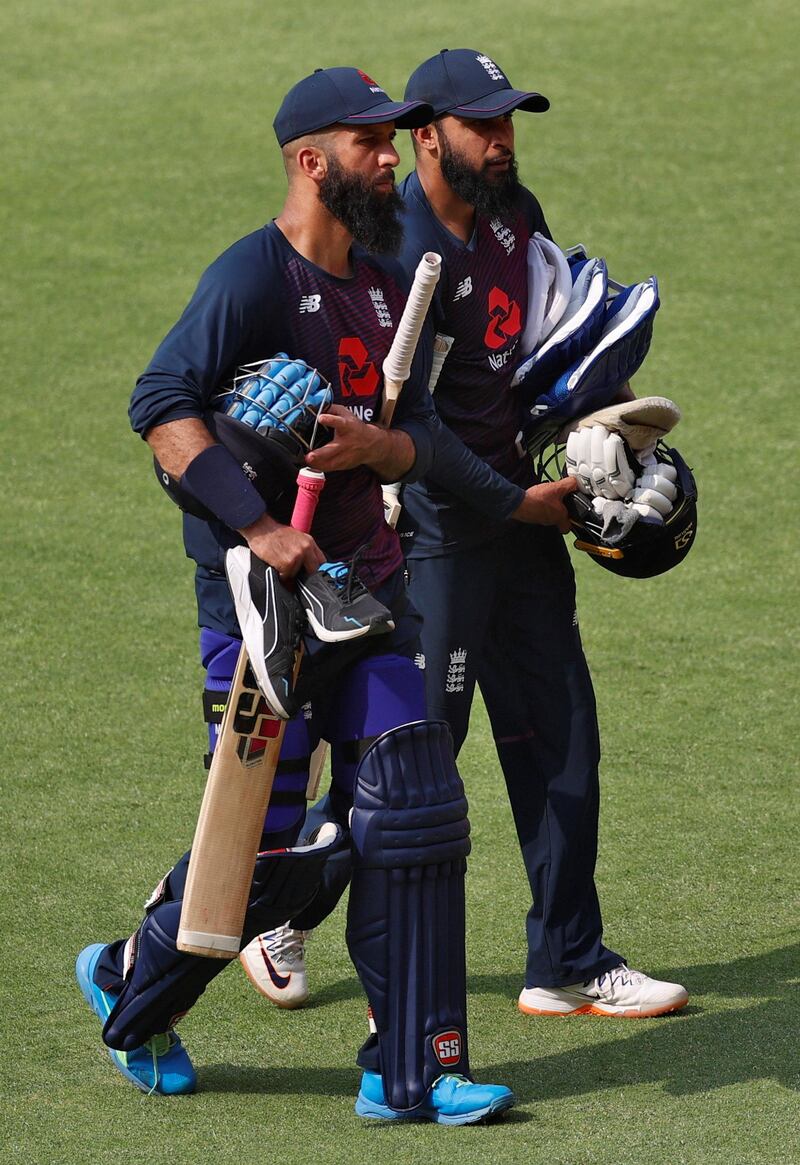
[438,128,520,218]
[318,155,404,254]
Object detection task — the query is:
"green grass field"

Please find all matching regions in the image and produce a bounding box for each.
[2,1,798,1162]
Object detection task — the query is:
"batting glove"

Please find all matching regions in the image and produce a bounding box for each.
[228,356,331,435]
[629,443,679,519]
[565,425,637,501]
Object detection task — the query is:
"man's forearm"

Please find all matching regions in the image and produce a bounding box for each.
[364,426,417,482]
[145,417,216,478]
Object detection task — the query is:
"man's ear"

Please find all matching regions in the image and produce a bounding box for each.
[296,143,328,181]
[412,123,439,156]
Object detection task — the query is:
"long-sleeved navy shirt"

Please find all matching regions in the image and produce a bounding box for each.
[130,220,440,594]
[397,171,553,555]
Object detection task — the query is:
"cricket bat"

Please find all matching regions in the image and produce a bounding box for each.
[305,261,442,802]
[177,467,325,958]
[379,251,442,428]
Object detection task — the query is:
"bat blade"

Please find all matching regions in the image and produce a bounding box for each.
[177,651,288,957]
[177,468,324,958]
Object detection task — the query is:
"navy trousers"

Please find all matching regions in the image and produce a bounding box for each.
[406,523,621,987]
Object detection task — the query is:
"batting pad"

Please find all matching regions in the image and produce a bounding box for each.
[101,826,346,1051]
[520,233,574,356]
[346,720,472,1112]
[514,255,608,404]
[525,275,660,448]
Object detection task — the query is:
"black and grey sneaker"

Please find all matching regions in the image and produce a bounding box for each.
[225,546,305,719]
[296,558,395,643]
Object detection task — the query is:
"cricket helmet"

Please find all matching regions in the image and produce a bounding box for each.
[154,357,332,525]
[539,441,698,578]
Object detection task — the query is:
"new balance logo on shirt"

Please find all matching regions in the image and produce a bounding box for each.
[453,276,473,301]
[299,294,321,313]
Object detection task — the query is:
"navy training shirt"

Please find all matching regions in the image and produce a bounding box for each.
[396,170,552,556]
[130,221,439,622]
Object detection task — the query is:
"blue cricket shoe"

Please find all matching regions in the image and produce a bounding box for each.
[75,943,196,1095]
[355,1071,515,1125]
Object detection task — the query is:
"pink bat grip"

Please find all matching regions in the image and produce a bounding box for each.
[290,468,325,532]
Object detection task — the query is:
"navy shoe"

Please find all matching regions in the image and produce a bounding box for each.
[297,560,395,643]
[75,943,196,1095]
[355,1071,515,1125]
[225,546,304,719]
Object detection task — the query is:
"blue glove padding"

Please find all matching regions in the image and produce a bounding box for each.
[226,355,332,435]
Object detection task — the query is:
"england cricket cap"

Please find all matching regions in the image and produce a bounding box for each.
[274,67,434,146]
[404,49,550,119]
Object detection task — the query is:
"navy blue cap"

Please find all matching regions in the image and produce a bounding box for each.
[404,49,549,119]
[274,67,434,146]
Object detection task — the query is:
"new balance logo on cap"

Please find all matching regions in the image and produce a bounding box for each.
[299,294,321,313]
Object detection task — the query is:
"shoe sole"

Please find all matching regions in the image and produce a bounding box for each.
[76,947,158,1092]
[355,1094,515,1125]
[519,996,689,1019]
[226,550,293,718]
[76,944,111,1020]
[239,953,308,1009]
[76,944,196,1095]
[303,608,395,643]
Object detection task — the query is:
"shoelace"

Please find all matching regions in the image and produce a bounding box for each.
[95,965,173,1096]
[263,925,307,967]
[319,544,370,605]
[144,1032,173,1096]
[432,1074,471,1091]
[593,964,647,992]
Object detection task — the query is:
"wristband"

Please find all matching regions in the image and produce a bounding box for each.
[180,444,267,530]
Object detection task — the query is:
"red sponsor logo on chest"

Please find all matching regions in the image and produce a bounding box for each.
[338,337,380,397]
[484,286,521,350]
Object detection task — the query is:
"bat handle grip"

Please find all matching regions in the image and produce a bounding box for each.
[291,467,325,533]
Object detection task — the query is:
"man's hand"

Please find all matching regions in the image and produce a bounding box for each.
[305,404,416,480]
[511,477,579,533]
[238,512,325,580]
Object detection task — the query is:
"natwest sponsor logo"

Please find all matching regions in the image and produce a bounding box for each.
[484,286,521,350]
[488,340,519,371]
[433,1029,463,1066]
[338,336,379,397]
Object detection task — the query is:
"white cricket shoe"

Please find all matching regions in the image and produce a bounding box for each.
[518,964,688,1019]
[239,924,311,1008]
